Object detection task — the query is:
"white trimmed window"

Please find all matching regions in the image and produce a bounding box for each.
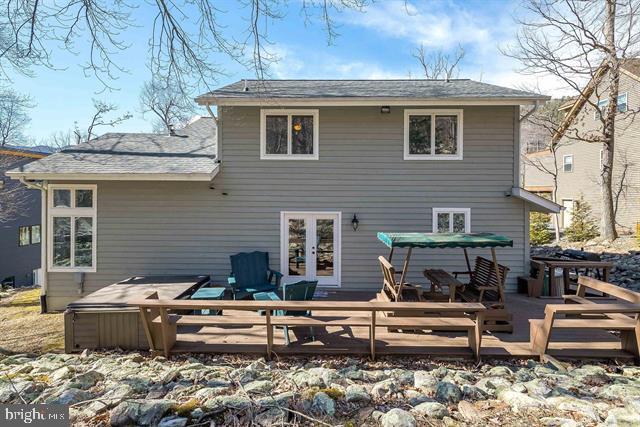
[563,154,573,172]
[404,109,463,160]
[595,92,628,119]
[48,185,97,272]
[432,208,470,233]
[260,109,319,160]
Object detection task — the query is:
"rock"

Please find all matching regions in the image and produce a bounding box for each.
[85,383,134,414]
[604,406,640,426]
[404,389,431,406]
[255,408,287,426]
[219,393,252,411]
[461,384,487,401]
[622,367,640,378]
[68,370,104,389]
[412,401,448,419]
[45,388,93,405]
[372,379,398,398]
[546,396,600,422]
[158,416,188,427]
[523,378,553,397]
[452,371,477,385]
[599,384,640,400]
[371,410,385,421]
[311,391,335,416]
[109,399,174,426]
[243,380,272,394]
[435,381,462,404]
[345,384,370,403]
[497,390,547,413]
[50,366,75,383]
[414,371,438,394]
[381,408,416,427]
[487,366,514,378]
[194,387,227,401]
[0,381,39,404]
[475,377,512,396]
[539,417,580,427]
[457,400,482,422]
[290,370,324,388]
[390,368,414,386]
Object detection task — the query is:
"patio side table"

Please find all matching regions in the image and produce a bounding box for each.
[423,269,463,302]
[191,287,226,315]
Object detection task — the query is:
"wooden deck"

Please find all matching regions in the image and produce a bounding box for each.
[166,292,631,360]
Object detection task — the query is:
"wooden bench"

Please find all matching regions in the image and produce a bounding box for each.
[131,293,486,361]
[530,276,640,361]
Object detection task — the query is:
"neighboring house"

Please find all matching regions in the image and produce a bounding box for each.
[0,146,51,286]
[524,60,640,232]
[7,82,559,312]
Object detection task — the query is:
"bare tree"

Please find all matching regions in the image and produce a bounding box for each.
[0,1,370,95]
[521,98,568,241]
[45,99,131,149]
[140,77,197,133]
[413,44,465,80]
[506,0,640,241]
[0,88,34,146]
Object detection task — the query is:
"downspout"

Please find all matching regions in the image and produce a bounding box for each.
[205,103,222,175]
[19,177,48,313]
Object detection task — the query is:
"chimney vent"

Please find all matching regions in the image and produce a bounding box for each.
[168,124,176,136]
[243,79,249,92]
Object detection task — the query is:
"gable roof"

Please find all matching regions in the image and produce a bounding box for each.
[196,79,549,106]
[0,146,51,159]
[7,117,218,181]
[551,58,640,144]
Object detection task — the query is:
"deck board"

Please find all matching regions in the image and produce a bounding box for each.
[165,293,631,359]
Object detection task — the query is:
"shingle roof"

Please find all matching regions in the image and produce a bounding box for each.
[7,117,217,179]
[196,79,548,103]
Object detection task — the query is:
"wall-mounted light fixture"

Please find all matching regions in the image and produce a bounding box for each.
[380,106,391,114]
[351,213,360,231]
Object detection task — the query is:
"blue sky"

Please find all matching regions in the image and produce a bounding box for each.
[10,0,567,142]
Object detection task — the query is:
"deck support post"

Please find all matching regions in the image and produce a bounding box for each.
[370,310,376,360]
[159,308,171,359]
[266,310,273,360]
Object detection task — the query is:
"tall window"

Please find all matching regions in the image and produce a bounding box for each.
[404,109,463,160]
[260,109,319,160]
[432,208,471,233]
[563,155,573,172]
[48,185,97,272]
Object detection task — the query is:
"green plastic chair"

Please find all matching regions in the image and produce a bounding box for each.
[228,251,282,299]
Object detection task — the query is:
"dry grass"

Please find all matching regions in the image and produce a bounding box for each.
[0,288,64,355]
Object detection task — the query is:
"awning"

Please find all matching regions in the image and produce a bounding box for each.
[377,232,513,249]
[509,187,563,214]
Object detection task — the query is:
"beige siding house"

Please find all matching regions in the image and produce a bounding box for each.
[524,61,640,232]
[8,79,556,311]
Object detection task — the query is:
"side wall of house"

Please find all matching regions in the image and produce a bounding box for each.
[45,105,527,311]
[524,72,640,232]
[0,154,42,286]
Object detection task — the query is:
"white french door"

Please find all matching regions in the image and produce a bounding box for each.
[280,212,341,287]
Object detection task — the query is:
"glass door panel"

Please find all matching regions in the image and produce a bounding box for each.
[315,219,334,277]
[287,218,307,277]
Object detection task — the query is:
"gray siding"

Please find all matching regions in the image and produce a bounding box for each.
[0,154,42,286]
[46,105,527,310]
[524,72,640,232]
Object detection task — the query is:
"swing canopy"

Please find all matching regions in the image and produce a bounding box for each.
[377,232,513,250]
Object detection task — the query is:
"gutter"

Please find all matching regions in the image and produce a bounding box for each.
[19,177,49,313]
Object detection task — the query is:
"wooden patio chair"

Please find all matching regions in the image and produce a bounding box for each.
[228,251,283,299]
[453,256,512,332]
[378,256,423,302]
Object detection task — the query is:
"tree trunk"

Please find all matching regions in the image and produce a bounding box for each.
[601,0,619,241]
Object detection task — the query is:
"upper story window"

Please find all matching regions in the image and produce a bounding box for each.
[404,109,463,160]
[595,92,628,119]
[260,109,319,160]
[563,154,573,172]
[48,185,97,272]
[19,225,41,246]
[432,208,470,233]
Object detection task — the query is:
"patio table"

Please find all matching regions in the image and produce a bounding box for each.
[191,287,226,315]
[531,257,613,297]
[423,269,463,302]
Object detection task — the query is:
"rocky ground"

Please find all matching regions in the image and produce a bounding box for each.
[1,351,639,426]
[532,235,640,290]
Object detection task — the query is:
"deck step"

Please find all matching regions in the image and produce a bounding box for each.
[377,317,475,329]
[530,318,636,330]
[270,316,372,327]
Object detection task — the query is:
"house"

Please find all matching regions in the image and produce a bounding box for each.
[523,60,640,232]
[7,80,559,312]
[0,146,51,286]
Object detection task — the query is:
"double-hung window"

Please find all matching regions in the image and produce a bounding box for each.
[260,109,319,160]
[432,208,471,233]
[18,225,41,246]
[48,185,97,272]
[404,109,463,160]
[563,155,573,172]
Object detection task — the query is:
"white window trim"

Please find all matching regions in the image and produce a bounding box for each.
[260,109,319,160]
[47,184,97,273]
[563,154,573,173]
[432,208,471,233]
[595,92,628,119]
[404,109,463,160]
